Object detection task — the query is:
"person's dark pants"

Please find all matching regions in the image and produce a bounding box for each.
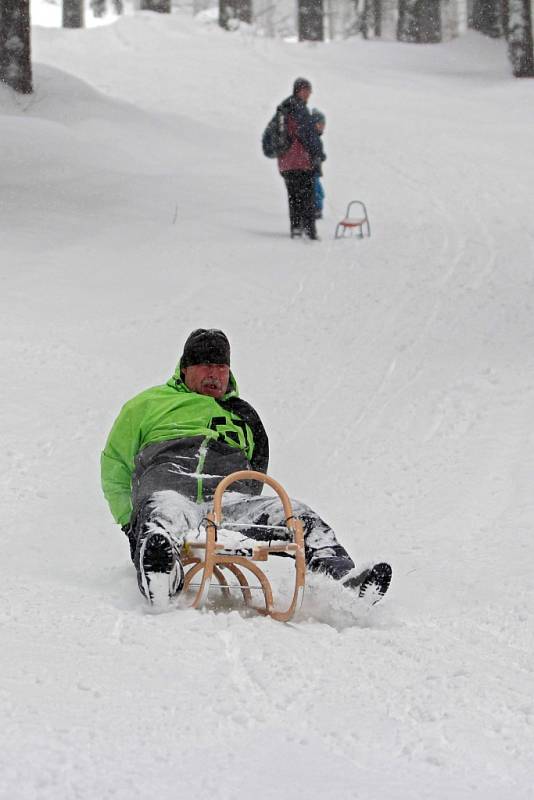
[127,489,355,582]
[282,170,317,238]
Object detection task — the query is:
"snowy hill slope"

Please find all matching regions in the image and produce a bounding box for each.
[1,10,534,798]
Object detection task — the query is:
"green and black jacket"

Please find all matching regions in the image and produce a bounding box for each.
[101,362,269,525]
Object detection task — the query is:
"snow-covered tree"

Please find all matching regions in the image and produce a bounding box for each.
[219,1,252,29]
[0,0,32,93]
[63,0,84,27]
[506,0,534,76]
[397,0,442,43]
[298,0,324,41]
[470,0,504,37]
[140,0,171,12]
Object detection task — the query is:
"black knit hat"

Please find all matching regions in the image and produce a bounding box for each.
[293,77,312,96]
[181,328,230,368]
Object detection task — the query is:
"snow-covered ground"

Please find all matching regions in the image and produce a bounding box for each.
[2,7,534,798]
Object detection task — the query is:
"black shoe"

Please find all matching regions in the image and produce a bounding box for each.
[343,562,392,605]
[137,531,184,605]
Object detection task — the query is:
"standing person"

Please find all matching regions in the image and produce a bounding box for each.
[101,328,392,606]
[277,78,325,240]
[311,108,326,219]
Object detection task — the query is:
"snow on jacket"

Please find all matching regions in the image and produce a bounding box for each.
[277,96,324,173]
[101,363,269,525]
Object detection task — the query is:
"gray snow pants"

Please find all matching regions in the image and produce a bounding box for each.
[130,489,355,581]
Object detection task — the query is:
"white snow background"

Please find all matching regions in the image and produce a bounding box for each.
[1,4,534,798]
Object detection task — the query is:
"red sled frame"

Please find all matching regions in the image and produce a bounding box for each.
[335,200,371,239]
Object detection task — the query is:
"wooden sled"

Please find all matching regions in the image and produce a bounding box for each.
[335,200,371,239]
[182,470,305,622]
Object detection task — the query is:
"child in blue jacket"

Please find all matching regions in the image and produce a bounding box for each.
[311,109,326,219]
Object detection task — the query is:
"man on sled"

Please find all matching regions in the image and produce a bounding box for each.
[101,329,392,605]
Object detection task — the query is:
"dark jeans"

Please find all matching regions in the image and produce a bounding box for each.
[282,170,317,238]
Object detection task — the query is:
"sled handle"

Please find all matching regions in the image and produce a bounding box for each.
[211,470,294,526]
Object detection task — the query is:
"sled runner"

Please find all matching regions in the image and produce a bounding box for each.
[181,470,306,622]
[335,200,371,239]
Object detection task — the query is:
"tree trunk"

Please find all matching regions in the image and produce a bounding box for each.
[90,0,107,19]
[471,0,504,37]
[502,0,510,34]
[506,0,534,76]
[0,0,32,93]
[140,0,171,12]
[298,0,324,41]
[63,0,84,27]
[397,0,419,40]
[419,0,441,41]
[361,0,382,38]
[398,0,441,43]
[219,0,252,29]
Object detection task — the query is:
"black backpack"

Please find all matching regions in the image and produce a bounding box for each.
[262,106,291,159]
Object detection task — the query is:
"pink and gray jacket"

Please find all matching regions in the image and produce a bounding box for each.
[277,96,325,173]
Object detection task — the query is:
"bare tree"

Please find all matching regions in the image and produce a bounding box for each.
[361,0,382,38]
[506,0,534,76]
[63,0,84,27]
[470,0,504,37]
[0,0,32,94]
[298,0,324,41]
[90,0,107,19]
[140,0,171,12]
[89,0,123,18]
[397,0,419,41]
[397,0,441,43]
[219,0,252,29]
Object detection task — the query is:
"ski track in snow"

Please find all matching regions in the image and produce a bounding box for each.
[2,7,534,799]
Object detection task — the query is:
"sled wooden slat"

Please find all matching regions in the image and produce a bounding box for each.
[186,540,299,559]
[182,470,305,622]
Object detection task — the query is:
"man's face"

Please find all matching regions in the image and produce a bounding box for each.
[183,363,230,399]
[297,86,312,103]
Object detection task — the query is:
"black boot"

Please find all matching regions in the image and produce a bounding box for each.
[343,562,392,605]
[136,529,184,605]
